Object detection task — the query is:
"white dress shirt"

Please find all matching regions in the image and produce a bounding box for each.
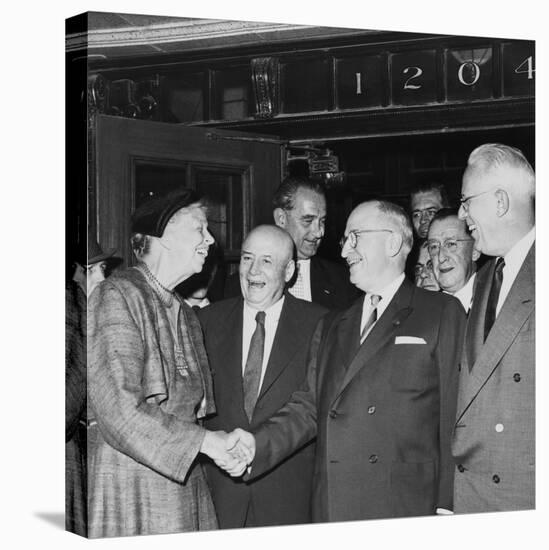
[446,272,476,313]
[288,259,312,302]
[241,296,285,396]
[497,226,535,316]
[359,273,405,342]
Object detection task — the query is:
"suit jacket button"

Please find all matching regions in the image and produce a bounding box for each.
[368,406,376,414]
[492,474,501,484]
[513,373,521,382]
[369,454,378,463]
[329,410,338,419]
[457,464,466,472]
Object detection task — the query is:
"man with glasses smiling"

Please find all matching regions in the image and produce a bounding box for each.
[427,208,480,312]
[232,200,466,522]
[452,143,535,514]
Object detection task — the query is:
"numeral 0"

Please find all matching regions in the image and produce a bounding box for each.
[458,61,480,86]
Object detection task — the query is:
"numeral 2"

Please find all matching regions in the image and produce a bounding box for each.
[403,66,423,90]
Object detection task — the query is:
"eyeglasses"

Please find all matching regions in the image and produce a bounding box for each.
[414,260,434,277]
[339,229,393,250]
[459,188,496,211]
[426,238,473,257]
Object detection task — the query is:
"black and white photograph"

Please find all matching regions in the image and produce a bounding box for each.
[4,1,547,550]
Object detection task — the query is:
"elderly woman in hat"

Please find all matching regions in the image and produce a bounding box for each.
[87,190,246,538]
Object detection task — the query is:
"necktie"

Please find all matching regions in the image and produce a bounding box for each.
[484,257,505,341]
[289,262,306,300]
[243,311,266,421]
[360,294,381,344]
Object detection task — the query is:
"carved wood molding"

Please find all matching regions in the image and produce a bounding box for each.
[251,57,278,119]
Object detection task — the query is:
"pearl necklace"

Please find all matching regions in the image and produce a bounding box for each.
[138,262,175,307]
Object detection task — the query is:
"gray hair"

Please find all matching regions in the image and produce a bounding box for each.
[374,200,414,256]
[467,143,535,199]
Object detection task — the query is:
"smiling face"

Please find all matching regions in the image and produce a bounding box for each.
[414,244,440,292]
[428,216,478,293]
[159,204,214,280]
[239,226,295,310]
[458,167,501,256]
[341,203,396,293]
[275,188,326,260]
[411,190,444,238]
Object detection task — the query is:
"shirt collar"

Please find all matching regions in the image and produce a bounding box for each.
[445,272,476,312]
[503,226,535,272]
[365,273,405,319]
[243,294,285,322]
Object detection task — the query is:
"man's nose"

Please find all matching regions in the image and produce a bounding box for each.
[458,204,467,220]
[311,220,324,238]
[204,228,214,245]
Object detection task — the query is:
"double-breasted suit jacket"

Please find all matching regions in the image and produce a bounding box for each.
[199,294,327,528]
[452,245,535,513]
[250,279,466,522]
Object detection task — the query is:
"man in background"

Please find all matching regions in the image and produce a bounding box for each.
[427,208,480,312]
[272,176,359,309]
[410,181,450,239]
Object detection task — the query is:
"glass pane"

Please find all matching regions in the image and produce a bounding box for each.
[134,161,187,208]
[163,72,205,122]
[214,67,253,120]
[446,46,493,101]
[336,54,384,109]
[281,58,330,113]
[194,169,244,255]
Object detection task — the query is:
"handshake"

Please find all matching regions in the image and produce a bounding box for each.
[200,428,256,477]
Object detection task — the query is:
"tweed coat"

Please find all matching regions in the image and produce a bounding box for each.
[199,294,327,528]
[65,281,88,536]
[249,279,466,522]
[452,245,535,513]
[87,268,217,538]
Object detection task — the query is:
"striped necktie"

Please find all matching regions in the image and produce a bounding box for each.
[243,311,266,421]
[360,294,382,344]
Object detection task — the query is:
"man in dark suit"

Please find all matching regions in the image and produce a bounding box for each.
[273,176,359,309]
[200,225,327,528]
[452,143,535,513]
[230,200,466,522]
[225,177,358,310]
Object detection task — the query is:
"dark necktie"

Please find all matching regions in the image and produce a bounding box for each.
[243,311,266,421]
[484,257,505,341]
[360,294,382,344]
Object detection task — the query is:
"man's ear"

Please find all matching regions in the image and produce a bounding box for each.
[472,248,481,262]
[273,208,287,228]
[495,189,510,217]
[387,231,403,257]
[284,259,296,283]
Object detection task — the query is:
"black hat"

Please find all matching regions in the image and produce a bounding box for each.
[88,237,116,264]
[131,188,202,237]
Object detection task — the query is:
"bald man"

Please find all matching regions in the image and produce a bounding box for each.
[453,144,535,513]
[199,225,327,528]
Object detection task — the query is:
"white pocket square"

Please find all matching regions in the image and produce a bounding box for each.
[395,336,426,344]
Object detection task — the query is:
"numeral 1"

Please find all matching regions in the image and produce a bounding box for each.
[355,72,363,95]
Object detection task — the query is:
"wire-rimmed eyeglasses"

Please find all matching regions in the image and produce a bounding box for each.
[426,238,473,257]
[459,188,496,211]
[339,229,393,250]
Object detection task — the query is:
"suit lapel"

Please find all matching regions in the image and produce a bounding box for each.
[215,299,246,413]
[464,259,493,371]
[457,245,535,422]
[257,295,301,400]
[331,280,414,407]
